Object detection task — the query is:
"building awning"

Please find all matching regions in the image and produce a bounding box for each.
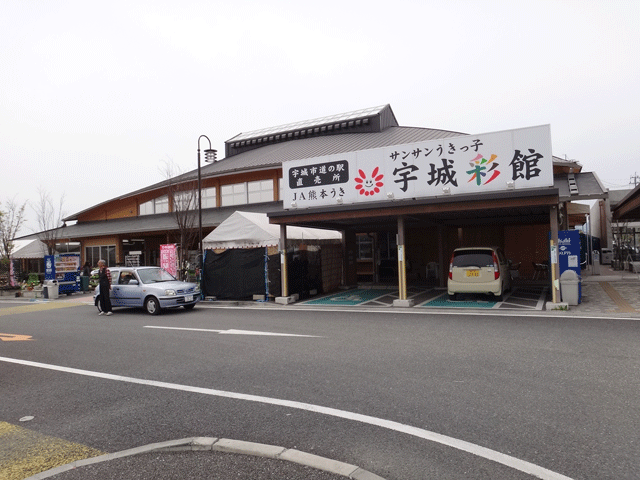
[269,187,560,231]
[10,239,79,259]
[20,203,286,242]
[613,183,640,221]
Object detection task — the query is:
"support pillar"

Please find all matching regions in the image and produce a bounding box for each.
[437,224,445,288]
[276,224,297,304]
[549,205,561,304]
[393,216,414,307]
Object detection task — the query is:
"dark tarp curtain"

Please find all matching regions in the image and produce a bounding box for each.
[203,248,321,300]
[204,248,267,300]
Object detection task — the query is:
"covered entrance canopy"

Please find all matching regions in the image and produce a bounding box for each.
[269,187,562,303]
[268,124,607,306]
[268,188,559,231]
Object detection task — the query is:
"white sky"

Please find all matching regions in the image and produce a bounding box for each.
[2,0,639,235]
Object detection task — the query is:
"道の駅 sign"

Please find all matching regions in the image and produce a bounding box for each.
[283,125,553,209]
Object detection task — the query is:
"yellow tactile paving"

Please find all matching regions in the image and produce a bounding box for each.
[0,421,104,480]
[0,301,84,317]
[599,282,637,313]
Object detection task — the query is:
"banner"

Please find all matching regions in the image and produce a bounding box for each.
[160,244,177,278]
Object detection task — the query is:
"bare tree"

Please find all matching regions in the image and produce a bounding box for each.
[161,160,199,280]
[0,197,27,258]
[611,219,631,269]
[32,189,66,255]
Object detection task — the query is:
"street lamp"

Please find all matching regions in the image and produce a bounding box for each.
[197,135,217,289]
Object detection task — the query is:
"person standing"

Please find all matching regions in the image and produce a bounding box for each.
[80,261,92,293]
[97,260,113,316]
[81,261,91,277]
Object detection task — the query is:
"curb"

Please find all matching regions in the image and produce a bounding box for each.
[24,437,387,480]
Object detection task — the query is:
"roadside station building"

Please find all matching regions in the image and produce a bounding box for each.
[39,105,606,304]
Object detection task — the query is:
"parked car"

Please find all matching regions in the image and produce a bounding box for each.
[447,247,512,301]
[94,266,200,315]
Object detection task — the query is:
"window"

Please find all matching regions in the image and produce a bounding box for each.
[357,235,373,260]
[86,245,116,267]
[139,195,169,215]
[278,177,284,201]
[201,187,217,208]
[172,188,216,210]
[155,195,168,214]
[221,183,247,206]
[139,200,154,216]
[378,231,397,260]
[248,180,273,203]
[173,191,196,211]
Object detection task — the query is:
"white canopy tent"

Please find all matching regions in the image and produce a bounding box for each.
[202,211,342,249]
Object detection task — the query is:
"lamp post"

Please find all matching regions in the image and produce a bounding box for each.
[197,135,217,289]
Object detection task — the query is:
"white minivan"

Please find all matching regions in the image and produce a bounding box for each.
[448,247,512,301]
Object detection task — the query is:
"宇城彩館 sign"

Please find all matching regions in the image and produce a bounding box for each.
[283,124,553,209]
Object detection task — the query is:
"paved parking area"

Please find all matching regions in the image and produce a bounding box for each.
[301,286,549,310]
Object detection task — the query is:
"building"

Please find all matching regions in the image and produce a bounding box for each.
[22,105,607,302]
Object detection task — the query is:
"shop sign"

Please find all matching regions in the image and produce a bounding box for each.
[283,125,553,209]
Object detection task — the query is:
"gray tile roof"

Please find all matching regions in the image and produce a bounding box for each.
[64,125,465,221]
[555,172,608,202]
[52,202,284,240]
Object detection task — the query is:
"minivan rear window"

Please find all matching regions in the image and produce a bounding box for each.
[452,250,494,268]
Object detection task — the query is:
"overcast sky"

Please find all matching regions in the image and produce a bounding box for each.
[2,0,639,236]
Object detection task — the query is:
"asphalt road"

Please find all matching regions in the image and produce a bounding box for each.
[1,300,639,479]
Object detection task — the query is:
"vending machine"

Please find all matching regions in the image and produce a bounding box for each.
[45,253,81,295]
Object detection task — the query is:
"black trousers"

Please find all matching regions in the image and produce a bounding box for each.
[99,283,112,312]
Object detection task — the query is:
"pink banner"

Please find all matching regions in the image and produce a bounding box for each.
[160,244,177,278]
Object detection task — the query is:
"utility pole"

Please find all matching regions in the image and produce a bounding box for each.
[630,173,640,187]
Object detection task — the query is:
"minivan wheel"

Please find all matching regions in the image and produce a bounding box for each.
[145,297,161,315]
[448,293,457,301]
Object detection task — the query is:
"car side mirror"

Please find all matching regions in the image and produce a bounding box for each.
[128,279,139,285]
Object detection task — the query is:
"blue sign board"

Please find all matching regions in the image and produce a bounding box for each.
[557,230,581,303]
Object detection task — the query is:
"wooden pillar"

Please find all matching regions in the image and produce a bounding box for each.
[392,216,413,307]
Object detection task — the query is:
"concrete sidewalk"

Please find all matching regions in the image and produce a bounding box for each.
[567,264,640,317]
[9,262,638,318]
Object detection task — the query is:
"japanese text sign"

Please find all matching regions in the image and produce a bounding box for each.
[283,125,553,209]
[160,244,177,278]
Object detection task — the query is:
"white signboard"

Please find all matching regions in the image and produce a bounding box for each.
[283,125,553,209]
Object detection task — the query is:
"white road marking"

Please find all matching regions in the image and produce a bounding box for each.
[144,326,320,337]
[197,303,640,321]
[0,355,573,480]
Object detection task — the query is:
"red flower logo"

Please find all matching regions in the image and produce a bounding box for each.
[355,167,384,196]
